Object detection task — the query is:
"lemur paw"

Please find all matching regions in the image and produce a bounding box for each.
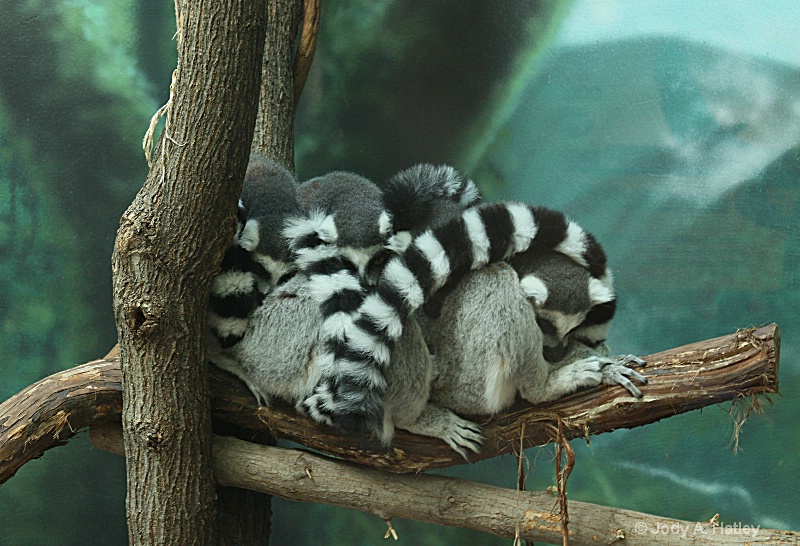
[600,355,648,398]
[442,417,484,460]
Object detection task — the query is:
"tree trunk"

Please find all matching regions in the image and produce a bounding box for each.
[251,0,304,169]
[111,0,266,543]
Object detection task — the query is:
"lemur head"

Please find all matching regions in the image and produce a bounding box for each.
[511,249,616,362]
[297,171,391,280]
[233,154,302,285]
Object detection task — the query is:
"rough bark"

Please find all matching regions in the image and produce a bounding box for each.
[110,0,266,544]
[86,431,800,545]
[0,325,780,485]
[251,0,304,169]
[211,324,781,473]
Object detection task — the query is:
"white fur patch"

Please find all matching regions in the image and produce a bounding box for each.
[292,244,338,270]
[360,293,404,339]
[211,270,253,297]
[462,209,490,268]
[438,165,463,197]
[382,258,425,310]
[308,270,363,302]
[483,356,517,414]
[238,219,260,251]
[414,232,451,290]
[337,358,387,389]
[252,254,292,281]
[506,203,537,254]
[552,311,588,340]
[588,277,615,305]
[283,210,338,247]
[346,328,392,366]
[320,312,353,341]
[386,231,412,253]
[314,352,336,377]
[379,210,393,237]
[459,180,481,207]
[555,221,588,267]
[519,274,548,306]
[340,245,381,276]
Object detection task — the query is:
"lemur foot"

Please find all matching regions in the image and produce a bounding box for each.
[440,417,485,460]
[600,354,648,398]
[400,405,484,460]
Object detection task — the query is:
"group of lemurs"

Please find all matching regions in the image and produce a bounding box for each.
[207,153,647,459]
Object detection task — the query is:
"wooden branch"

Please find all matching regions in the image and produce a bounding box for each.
[292,0,321,107]
[251,0,303,167]
[89,429,799,546]
[0,325,779,485]
[212,324,781,472]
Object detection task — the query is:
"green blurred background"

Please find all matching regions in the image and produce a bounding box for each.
[1,0,797,544]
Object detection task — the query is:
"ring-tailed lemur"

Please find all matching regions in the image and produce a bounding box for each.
[207,154,301,349]
[425,250,647,416]
[207,154,304,398]
[299,198,635,439]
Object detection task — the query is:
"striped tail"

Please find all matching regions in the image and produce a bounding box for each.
[301,201,608,439]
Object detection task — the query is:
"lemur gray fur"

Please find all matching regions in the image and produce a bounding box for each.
[214,165,485,456]
[425,251,647,416]
[207,153,306,400]
[214,274,484,458]
[298,196,647,440]
[207,153,301,349]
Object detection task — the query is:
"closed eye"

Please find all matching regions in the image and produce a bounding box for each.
[536,317,557,336]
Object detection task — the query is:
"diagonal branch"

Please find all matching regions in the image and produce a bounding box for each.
[0,324,780,485]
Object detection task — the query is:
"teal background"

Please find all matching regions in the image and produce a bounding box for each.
[1,1,797,543]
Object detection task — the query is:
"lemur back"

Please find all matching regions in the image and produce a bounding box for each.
[426,252,646,416]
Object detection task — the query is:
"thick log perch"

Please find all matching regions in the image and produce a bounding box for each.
[87,430,799,546]
[0,325,780,484]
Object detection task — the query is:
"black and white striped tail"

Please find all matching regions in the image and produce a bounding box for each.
[383,164,482,252]
[301,201,608,439]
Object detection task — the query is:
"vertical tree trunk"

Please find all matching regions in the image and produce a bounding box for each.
[111,0,266,543]
[251,0,304,169]
[217,2,305,543]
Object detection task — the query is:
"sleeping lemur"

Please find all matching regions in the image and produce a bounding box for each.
[207,154,301,349]
[425,249,646,416]
[206,154,302,398]
[299,185,648,440]
[212,164,485,456]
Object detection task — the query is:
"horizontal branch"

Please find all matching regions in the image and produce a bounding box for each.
[0,325,780,484]
[88,427,798,546]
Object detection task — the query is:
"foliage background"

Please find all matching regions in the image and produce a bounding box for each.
[0,0,797,544]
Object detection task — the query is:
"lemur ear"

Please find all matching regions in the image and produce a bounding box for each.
[520,273,549,306]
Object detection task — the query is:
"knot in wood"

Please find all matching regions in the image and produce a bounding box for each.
[132,421,170,452]
[129,303,160,335]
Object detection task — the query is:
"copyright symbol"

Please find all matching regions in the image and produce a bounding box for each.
[634,522,648,534]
